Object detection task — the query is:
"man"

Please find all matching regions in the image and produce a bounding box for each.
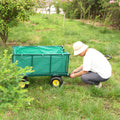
[70,41,112,88]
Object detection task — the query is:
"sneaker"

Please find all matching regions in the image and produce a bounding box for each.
[95,82,102,89]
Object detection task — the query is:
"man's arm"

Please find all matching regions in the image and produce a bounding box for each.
[70,70,88,78]
[72,64,83,74]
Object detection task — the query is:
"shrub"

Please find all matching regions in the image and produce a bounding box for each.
[0,50,34,112]
[109,7,120,29]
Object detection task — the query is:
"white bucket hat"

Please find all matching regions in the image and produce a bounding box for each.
[73,41,88,55]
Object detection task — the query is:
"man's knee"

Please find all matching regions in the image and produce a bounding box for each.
[81,74,94,85]
[81,75,87,82]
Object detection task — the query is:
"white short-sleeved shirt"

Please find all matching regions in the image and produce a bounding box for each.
[83,48,112,79]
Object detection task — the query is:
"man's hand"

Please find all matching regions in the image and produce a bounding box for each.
[70,73,76,78]
[70,70,88,78]
[72,70,78,74]
[71,65,83,74]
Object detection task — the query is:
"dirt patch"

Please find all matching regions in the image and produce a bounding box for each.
[29,36,41,44]
[90,39,101,43]
[104,102,111,110]
[77,19,102,27]
[6,41,18,46]
[0,41,19,46]
[26,21,30,24]
[25,21,37,26]
[31,23,37,26]
[35,28,55,32]
[65,44,72,47]
[0,36,41,46]
[90,39,110,44]
[64,82,90,87]
[75,19,116,30]
[1,41,29,46]
[93,22,104,27]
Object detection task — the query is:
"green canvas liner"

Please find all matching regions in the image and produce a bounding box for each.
[12,46,70,77]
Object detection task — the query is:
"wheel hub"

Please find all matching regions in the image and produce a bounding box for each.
[53,80,60,87]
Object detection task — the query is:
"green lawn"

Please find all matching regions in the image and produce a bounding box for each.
[1,14,120,120]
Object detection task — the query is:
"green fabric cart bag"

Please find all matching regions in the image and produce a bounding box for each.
[12,46,70,76]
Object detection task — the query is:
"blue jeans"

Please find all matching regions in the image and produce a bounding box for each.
[81,71,109,85]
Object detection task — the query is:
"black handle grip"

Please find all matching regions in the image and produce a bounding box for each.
[67,70,81,77]
[105,55,112,60]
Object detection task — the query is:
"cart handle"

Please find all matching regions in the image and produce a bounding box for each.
[105,55,112,60]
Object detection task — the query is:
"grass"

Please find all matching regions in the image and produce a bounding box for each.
[1,14,120,119]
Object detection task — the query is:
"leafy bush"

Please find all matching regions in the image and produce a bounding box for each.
[108,7,120,29]
[59,0,120,29]
[0,50,34,112]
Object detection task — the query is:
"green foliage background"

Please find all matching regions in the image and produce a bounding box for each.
[61,0,120,29]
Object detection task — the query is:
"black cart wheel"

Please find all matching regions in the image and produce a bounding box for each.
[49,76,63,87]
[19,76,29,89]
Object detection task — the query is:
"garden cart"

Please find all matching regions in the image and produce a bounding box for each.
[12,46,70,88]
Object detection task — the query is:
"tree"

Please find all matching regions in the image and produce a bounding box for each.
[37,0,50,18]
[78,1,91,20]
[59,0,72,28]
[0,0,35,46]
[108,0,120,29]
